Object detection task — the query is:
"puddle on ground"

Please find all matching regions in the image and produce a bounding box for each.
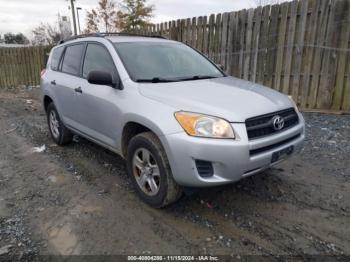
[47,223,81,255]
[47,175,66,184]
[43,201,102,254]
[70,204,103,217]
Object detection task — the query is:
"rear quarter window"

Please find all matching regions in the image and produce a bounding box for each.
[50,46,64,71]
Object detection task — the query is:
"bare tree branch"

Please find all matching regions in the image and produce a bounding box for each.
[85,0,118,33]
[32,23,62,46]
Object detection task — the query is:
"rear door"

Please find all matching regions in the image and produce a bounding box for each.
[46,46,65,112]
[53,43,86,128]
[74,42,122,147]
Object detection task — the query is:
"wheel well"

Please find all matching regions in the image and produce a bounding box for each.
[44,96,53,112]
[122,122,151,157]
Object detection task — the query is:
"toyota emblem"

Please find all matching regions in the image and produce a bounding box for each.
[272,115,285,131]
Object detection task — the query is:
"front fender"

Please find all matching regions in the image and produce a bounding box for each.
[119,111,184,149]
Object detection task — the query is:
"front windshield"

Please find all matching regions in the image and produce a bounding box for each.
[114,42,224,82]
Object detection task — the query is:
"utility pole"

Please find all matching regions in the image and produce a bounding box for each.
[76,7,82,34]
[69,0,78,35]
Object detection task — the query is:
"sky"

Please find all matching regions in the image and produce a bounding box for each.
[0,0,261,38]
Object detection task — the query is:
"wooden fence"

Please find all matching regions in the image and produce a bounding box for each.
[0,46,51,88]
[137,0,350,111]
[0,0,349,111]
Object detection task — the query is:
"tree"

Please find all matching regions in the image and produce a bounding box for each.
[84,0,154,33]
[99,0,118,32]
[85,0,118,33]
[116,0,154,32]
[4,33,29,45]
[32,23,62,46]
[85,9,100,33]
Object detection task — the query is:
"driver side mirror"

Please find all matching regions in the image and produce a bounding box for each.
[87,70,123,89]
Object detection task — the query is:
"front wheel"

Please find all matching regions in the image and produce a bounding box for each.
[126,132,182,208]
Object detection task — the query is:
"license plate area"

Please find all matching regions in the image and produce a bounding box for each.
[271,146,294,163]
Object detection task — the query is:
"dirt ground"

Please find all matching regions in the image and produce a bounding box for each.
[0,87,349,259]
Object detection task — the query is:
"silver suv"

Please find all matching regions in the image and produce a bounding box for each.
[41,33,305,207]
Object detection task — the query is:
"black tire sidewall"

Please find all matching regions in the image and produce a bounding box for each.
[47,103,63,144]
[127,135,169,207]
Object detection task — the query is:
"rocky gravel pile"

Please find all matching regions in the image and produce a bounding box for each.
[0,212,37,260]
[302,113,350,178]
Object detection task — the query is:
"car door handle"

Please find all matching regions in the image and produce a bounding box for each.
[74,87,83,93]
[51,80,56,85]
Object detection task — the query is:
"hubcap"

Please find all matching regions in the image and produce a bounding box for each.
[49,110,60,139]
[132,148,160,196]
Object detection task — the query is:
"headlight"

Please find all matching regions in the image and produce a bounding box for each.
[288,95,299,112]
[174,111,235,139]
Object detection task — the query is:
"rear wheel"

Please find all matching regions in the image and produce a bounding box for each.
[47,103,73,145]
[126,132,182,208]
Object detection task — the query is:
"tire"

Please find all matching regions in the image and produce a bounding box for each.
[46,102,73,145]
[126,132,182,208]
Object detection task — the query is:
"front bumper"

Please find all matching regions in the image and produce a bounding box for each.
[160,113,305,187]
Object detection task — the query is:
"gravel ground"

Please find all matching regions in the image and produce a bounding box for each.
[0,87,349,260]
[303,113,350,179]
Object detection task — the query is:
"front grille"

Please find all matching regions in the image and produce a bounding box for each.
[250,134,301,156]
[245,108,299,140]
[195,160,214,178]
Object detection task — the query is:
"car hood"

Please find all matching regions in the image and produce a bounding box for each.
[138,76,294,122]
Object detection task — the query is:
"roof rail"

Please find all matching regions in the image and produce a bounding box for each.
[58,33,103,44]
[59,32,166,44]
[97,32,166,39]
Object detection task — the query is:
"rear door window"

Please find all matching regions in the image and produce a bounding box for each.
[50,46,64,71]
[61,44,85,76]
[82,43,116,79]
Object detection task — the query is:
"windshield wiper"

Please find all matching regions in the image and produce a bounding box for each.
[136,75,222,83]
[177,75,220,81]
[136,77,178,83]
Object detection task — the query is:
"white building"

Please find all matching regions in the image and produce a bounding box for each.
[58,15,72,39]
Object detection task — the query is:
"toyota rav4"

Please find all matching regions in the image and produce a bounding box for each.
[41,33,305,208]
